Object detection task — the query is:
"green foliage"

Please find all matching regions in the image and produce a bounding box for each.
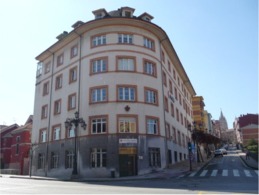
[246,139,258,153]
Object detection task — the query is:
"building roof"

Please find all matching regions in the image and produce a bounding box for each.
[35,7,196,96]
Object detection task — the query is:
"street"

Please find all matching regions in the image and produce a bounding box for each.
[0,151,258,194]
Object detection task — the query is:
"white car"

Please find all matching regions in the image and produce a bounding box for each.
[220,148,227,155]
[214,149,223,157]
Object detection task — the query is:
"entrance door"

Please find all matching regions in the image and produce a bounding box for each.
[119,154,137,177]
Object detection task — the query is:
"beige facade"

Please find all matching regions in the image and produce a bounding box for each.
[32,7,196,178]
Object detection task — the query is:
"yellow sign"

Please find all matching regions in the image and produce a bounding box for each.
[119,147,137,154]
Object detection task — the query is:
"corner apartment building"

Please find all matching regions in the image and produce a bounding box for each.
[32,7,196,178]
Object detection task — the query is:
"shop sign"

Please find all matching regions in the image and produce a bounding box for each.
[119,138,137,144]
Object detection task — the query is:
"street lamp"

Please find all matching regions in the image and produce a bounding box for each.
[65,111,86,177]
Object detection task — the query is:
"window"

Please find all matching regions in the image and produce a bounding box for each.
[146,117,159,135]
[161,51,165,63]
[179,94,182,105]
[91,116,107,134]
[178,131,181,146]
[91,57,107,74]
[40,129,47,143]
[174,87,178,100]
[176,108,179,122]
[70,45,78,58]
[182,133,185,147]
[118,34,133,44]
[36,62,43,77]
[162,71,167,86]
[65,150,74,169]
[44,62,51,74]
[169,80,173,93]
[117,86,136,101]
[173,69,176,80]
[164,96,169,112]
[43,81,49,96]
[67,126,75,138]
[149,148,161,167]
[180,113,183,125]
[90,86,107,103]
[69,67,77,83]
[54,99,61,115]
[52,125,61,141]
[38,153,45,169]
[118,116,137,133]
[15,136,20,154]
[92,35,106,47]
[143,60,156,77]
[55,74,62,90]
[168,61,171,72]
[144,37,154,50]
[166,123,170,139]
[68,93,76,110]
[91,148,107,168]
[50,152,59,169]
[57,53,64,66]
[170,103,175,117]
[41,105,48,119]
[144,87,158,105]
[173,127,176,143]
[117,57,135,71]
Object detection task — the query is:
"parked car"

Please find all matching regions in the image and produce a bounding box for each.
[220,148,227,155]
[214,149,223,157]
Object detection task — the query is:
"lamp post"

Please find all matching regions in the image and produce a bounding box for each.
[65,111,86,177]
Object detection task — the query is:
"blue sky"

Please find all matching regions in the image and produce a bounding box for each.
[0,0,258,127]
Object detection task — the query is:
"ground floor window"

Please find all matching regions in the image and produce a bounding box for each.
[65,150,74,169]
[51,152,59,169]
[148,147,161,167]
[38,153,45,169]
[91,148,107,168]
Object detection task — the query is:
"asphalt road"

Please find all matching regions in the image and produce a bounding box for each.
[0,151,258,194]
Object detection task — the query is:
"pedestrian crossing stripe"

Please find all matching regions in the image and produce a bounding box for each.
[222,170,228,176]
[244,170,252,177]
[233,169,240,177]
[188,169,258,177]
[211,170,217,176]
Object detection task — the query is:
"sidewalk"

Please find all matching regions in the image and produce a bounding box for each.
[238,152,258,170]
[0,157,212,182]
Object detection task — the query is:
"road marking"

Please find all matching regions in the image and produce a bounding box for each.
[255,170,259,176]
[199,170,208,177]
[233,169,240,177]
[211,170,218,176]
[244,170,252,177]
[222,169,228,176]
[188,171,197,177]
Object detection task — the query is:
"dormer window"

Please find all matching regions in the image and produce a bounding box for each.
[138,12,154,22]
[92,8,107,19]
[121,7,135,18]
[125,11,131,17]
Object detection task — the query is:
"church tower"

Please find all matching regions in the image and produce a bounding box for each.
[219,110,228,131]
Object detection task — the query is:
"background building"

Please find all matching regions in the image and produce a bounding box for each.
[32,7,196,178]
[234,114,259,146]
[192,96,205,130]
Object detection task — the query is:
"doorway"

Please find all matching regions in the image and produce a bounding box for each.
[119,154,137,177]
